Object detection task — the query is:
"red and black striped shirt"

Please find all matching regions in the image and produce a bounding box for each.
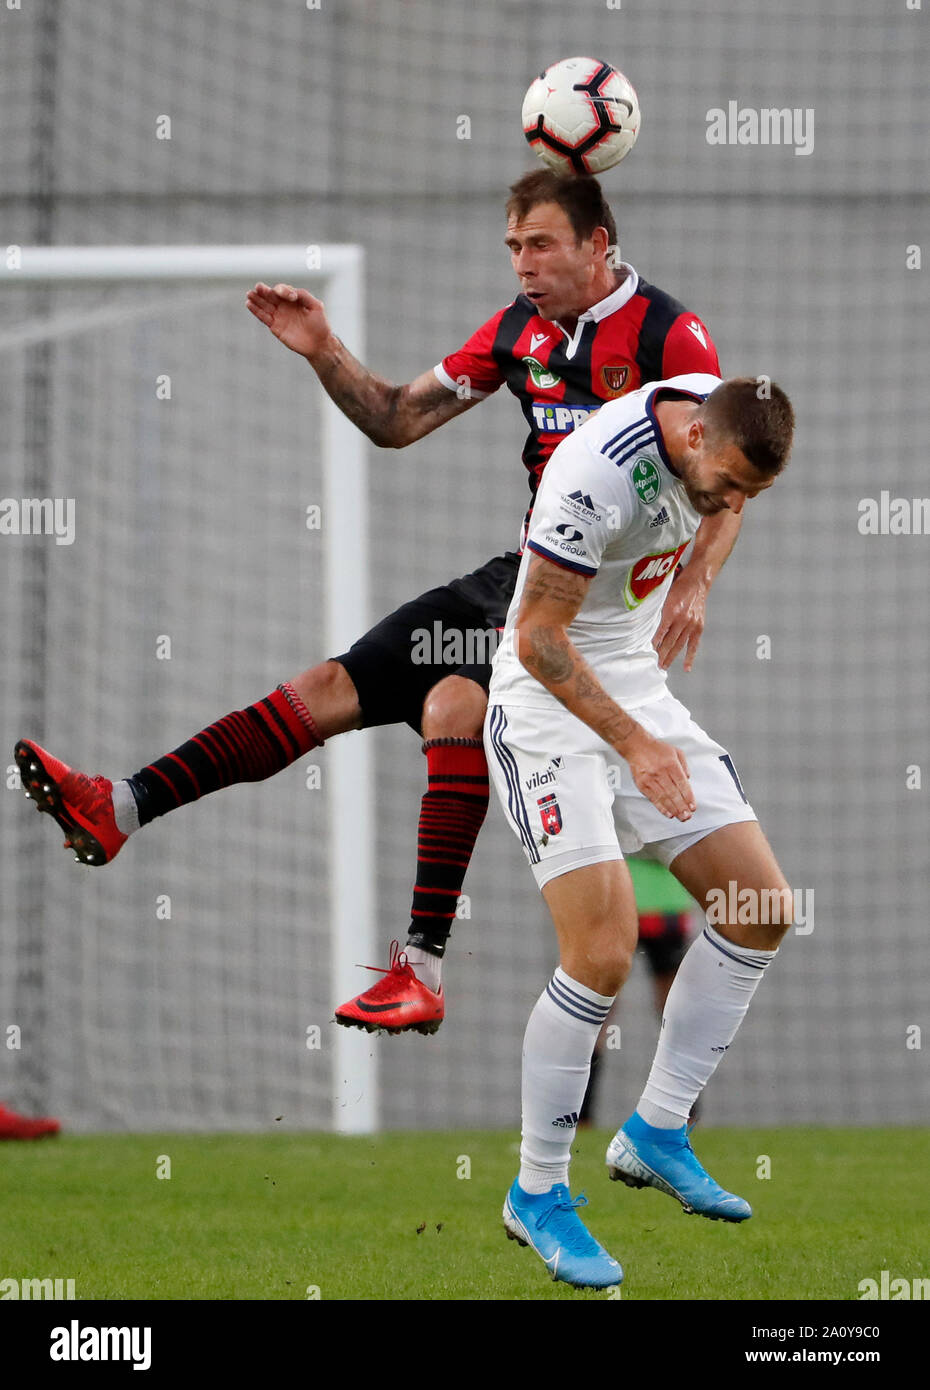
[433,265,720,506]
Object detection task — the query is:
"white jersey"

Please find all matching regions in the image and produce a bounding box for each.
[489,373,722,712]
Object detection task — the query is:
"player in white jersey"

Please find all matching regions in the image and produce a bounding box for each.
[485,375,795,1290]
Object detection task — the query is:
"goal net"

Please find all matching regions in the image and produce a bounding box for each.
[0,247,377,1132]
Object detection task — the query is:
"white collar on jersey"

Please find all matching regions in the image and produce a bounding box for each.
[553,263,639,359]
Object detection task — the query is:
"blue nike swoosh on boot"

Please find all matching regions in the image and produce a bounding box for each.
[503,1179,623,1289]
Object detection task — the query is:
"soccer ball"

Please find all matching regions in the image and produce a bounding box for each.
[522,57,640,176]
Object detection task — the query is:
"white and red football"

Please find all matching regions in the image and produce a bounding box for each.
[522,57,640,176]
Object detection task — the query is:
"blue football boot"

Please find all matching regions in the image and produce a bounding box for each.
[606,1111,751,1222]
[503,1179,623,1289]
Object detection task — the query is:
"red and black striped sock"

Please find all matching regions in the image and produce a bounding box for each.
[126,683,322,826]
[405,738,489,959]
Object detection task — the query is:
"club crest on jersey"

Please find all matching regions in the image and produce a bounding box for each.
[624,541,689,610]
[632,457,662,504]
[601,363,631,396]
[523,355,562,390]
[537,792,562,836]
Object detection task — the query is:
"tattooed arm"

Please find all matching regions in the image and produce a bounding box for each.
[246,282,480,446]
[306,349,477,447]
[515,552,696,821]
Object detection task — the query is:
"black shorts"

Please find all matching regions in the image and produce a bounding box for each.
[333,552,521,733]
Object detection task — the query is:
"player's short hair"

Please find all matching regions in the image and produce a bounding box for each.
[506,169,618,251]
[701,378,795,477]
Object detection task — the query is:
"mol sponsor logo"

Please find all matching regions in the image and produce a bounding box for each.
[623,542,688,609]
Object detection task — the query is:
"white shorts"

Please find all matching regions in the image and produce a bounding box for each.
[484,690,757,890]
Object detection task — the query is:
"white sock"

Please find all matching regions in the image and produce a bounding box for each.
[403,945,442,993]
[111,780,140,836]
[638,924,777,1128]
[519,967,615,1193]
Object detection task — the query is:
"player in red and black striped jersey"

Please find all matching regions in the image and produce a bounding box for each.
[15,171,739,1037]
[434,254,720,530]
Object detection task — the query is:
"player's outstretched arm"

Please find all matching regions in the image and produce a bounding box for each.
[514,553,695,822]
[653,509,743,672]
[246,282,480,447]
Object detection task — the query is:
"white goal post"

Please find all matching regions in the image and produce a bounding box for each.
[0,245,376,1134]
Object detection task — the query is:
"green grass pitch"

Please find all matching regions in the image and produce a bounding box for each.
[2,1127,928,1301]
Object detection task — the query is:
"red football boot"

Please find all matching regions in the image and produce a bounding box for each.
[335,940,444,1035]
[0,1103,61,1140]
[14,739,128,866]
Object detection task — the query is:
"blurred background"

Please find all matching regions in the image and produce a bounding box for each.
[0,0,927,1132]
